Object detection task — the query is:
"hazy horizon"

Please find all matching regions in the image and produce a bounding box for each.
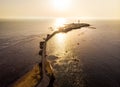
[0,0,120,19]
[0,17,120,21]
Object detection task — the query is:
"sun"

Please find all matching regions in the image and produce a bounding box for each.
[52,0,71,11]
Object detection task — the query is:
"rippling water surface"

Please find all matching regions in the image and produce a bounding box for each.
[0,19,120,87]
[47,20,120,87]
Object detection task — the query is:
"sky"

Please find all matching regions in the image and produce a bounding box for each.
[0,0,120,19]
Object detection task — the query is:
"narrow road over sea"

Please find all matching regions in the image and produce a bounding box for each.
[0,21,120,87]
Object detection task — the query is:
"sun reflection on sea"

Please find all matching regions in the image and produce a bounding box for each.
[55,33,65,43]
[54,33,66,52]
[54,18,67,31]
[53,33,67,65]
[47,18,70,65]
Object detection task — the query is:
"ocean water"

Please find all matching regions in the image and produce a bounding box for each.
[0,19,120,87]
[0,19,54,50]
[0,19,53,87]
[47,20,120,87]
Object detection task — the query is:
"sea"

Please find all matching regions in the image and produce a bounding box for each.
[0,18,120,87]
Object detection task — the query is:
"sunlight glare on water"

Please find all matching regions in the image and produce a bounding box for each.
[54,33,66,57]
[54,18,67,31]
[55,33,66,43]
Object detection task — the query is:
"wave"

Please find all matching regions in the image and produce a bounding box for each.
[0,34,45,51]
